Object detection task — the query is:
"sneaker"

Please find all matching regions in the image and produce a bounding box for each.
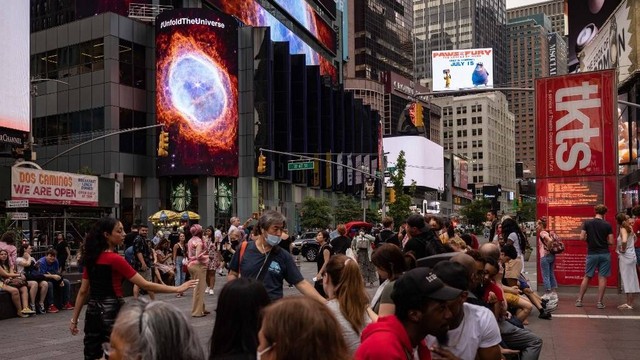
[541,293,550,301]
[37,304,46,314]
[550,292,559,300]
[17,312,29,318]
[541,299,549,309]
[575,299,583,308]
[538,310,552,320]
[48,304,60,313]
[597,302,605,309]
[21,307,36,315]
[205,287,211,294]
[208,289,214,295]
[62,302,74,310]
[617,303,634,310]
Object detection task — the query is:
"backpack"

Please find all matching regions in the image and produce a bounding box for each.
[544,231,565,254]
[356,236,369,249]
[124,246,135,266]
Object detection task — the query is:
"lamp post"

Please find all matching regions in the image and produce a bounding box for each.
[360,164,369,221]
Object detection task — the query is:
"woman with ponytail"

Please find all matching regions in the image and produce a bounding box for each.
[322,254,377,354]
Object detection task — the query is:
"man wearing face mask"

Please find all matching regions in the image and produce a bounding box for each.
[227,210,325,303]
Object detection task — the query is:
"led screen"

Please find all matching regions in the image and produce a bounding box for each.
[0,1,29,134]
[205,0,337,80]
[431,48,494,91]
[383,136,444,190]
[271,0,337,54]
[156,9,238,177]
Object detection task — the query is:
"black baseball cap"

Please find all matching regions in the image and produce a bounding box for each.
[392,267,462,302]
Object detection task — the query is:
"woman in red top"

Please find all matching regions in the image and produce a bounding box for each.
[69,217,197,360]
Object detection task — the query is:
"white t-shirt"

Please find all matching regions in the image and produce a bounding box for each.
[426,303,501,360]
[326,299,371,354]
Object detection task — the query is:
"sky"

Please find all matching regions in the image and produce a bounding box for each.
[506,0,549,9]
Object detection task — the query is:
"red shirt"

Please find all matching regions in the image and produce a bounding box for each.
[632,218,640,248]
[356,315,432,360]
[483,281,505,303]
[83,252,137,298]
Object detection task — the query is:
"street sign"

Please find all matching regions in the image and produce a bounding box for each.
[288,161,314,171]
[6,200,29,208]
[9,212,29,220]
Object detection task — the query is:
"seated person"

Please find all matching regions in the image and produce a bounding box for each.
[501,244,551,320]
[16,244,48,314]
[153,239,175,285]
[37,249,74,313]
[0,249,35,317]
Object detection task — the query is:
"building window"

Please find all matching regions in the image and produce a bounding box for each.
[119,40,146,89]
[119,108,147,155]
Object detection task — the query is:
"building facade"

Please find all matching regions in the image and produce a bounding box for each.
[506,0,566,36]
[433,92,516,211]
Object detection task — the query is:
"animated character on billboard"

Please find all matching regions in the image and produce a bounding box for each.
[472,62,489,86]
[443,69,451,89]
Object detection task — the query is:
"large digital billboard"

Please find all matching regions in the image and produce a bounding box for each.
[204,0,337,80]
[383,136,444,190]
[156,9,238,177]
[271,0,337,54]
[431,48,493,91]
[0,1,30,139]
[535,70,618,287]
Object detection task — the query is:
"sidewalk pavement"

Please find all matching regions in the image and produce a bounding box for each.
[2,245,640,359]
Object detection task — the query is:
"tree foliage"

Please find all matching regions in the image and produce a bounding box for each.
[333,195,362,225]
[388,151,413,226]
[518,200,536,222]
[460,198,492,226]
[300,197,333,230]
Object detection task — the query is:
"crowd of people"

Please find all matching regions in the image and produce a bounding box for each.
[2,202,639,359]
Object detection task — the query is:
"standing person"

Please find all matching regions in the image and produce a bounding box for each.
[370,244,409,316]
[331,224,351,255]
[487,210,499,243]
[355,268,461,360]
[0,231,18,271]
[123,223,139,250]
[314,230,333,298]
[204,226,220,296]
[228,217,241,237]
[403,214,446,260]
[209,278,271,359]
[376,217,399,247]
[132,225,155,300]
[501,218,528,264]
[173,232,187,297]
[68,217,196,360]
[351,229,377,287]
[322,254,376,354]
[576,204,614,309]
[631,205,640,282]
[227,210,325,303]
[54,233,71,274]
[615,212,639,309]
[257,297,351,360]
[187,224,209,317]
[537,217,558,304]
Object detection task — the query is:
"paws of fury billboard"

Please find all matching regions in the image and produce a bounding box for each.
[431,48,493,91]
[156,9,238,177]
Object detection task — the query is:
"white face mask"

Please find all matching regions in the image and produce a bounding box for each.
[257,344,274,360]
[266,234,281,246]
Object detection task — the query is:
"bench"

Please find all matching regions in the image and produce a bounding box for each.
[0,273,83,320]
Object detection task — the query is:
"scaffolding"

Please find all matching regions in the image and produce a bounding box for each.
[128,3,173,22]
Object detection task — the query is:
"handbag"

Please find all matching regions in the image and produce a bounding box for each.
[4,277,27,288]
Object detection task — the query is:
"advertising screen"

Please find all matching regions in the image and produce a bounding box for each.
[383,136,444,190]
[535,70,618,287]
[204,0,337,80]
[0,1,29,135]
[271,0,337,54]
[431,48,493,91]
[156,9,238,177]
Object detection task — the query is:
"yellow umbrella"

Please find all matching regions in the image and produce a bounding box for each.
[148,210,178,222]
[178,211,200,220]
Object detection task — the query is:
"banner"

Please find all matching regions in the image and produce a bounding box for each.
[11,168,99,207]
[535,70,618,287]
[431,48,493,91]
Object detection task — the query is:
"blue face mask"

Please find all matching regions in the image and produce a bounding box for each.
[266,234,281,246]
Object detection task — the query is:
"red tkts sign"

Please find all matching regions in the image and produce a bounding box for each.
[536,70,618,287]
[536,70,617,178]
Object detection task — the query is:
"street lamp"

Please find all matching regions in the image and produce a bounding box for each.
[360,164,369,222]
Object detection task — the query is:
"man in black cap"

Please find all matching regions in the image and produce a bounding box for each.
[356,268,461,360]
[403,214,446,260]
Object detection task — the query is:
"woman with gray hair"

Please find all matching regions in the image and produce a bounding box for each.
[104,299,204,360]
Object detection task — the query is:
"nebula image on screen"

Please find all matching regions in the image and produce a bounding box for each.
[205,0,337,80]
[156,9,238,177]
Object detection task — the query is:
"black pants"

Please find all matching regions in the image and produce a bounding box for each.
[83,297,124,360]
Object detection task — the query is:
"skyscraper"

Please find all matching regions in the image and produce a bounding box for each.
[414,0,507,87]
[507,0,566,36]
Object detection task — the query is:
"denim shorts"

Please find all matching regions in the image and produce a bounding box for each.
[585,253,611,277]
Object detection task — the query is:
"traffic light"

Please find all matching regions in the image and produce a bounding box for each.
[414,103,424,127]
[157,130,169,157]
[388,188,396,203]
[257,153,267,173]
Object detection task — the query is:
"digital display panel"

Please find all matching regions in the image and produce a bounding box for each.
[204,0,337,80]
[431,48,493,91]
[156,9,238,177]
[0,1,29,135]
[313,0,337,19]
[271,0,337,54]
[536,71,618,287]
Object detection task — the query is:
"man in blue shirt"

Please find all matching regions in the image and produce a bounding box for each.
[37,249,74,313]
